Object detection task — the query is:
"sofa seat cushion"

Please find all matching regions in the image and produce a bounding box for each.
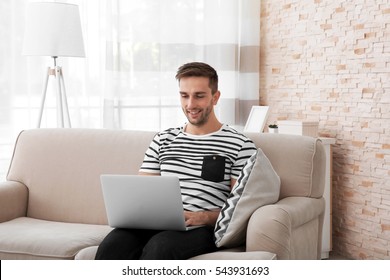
[75,245,100,260]
[74,246,277,260]
[0,217,112,260]
[190,248,277,260]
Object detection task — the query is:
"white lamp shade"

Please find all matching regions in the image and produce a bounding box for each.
[22,2,85,57]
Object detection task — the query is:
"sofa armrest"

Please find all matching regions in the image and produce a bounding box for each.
[246,196,325,259]
[0,181,28,222]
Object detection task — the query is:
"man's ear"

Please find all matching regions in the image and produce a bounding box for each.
[212,91,221,105]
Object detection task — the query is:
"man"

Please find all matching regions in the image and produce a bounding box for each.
[95,62,256,260]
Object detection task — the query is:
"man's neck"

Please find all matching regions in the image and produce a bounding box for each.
[185,121,223,135]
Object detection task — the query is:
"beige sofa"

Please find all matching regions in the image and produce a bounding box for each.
[0,129,325,260]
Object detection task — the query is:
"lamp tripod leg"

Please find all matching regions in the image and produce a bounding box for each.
[37,67,51,128]
[56,67,64,128]
[38,64,72,128]
[59,68,71,128]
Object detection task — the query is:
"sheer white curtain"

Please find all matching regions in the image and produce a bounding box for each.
[102,0,260,130]
[0,0,259,180]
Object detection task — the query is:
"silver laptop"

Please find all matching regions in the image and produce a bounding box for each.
[100,174,199,231]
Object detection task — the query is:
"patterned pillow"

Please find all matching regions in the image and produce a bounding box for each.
[214,148,280,248]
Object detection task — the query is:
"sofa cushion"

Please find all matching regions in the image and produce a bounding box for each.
[7,129,157,225]
[0,217,112,260]
[245,133,325,199]
[190,250,277,260]
[214,148,280,248]
[74,246,278,260]
[75,246,100,260]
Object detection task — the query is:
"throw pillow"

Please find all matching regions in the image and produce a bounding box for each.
[214,148,280,248]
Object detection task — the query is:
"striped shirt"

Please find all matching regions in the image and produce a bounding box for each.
[139,124,257,212]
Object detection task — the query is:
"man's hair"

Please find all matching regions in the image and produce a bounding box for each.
[175,62,218,94]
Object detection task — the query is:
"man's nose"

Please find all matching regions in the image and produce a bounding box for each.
[187,96,196,108]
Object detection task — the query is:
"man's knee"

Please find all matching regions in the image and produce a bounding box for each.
[141,232,181,259]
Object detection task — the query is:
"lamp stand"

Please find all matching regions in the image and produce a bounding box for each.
[37,57,71,128]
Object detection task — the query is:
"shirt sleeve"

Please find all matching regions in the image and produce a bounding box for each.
[139,133,161,174]
[231,139,257,179]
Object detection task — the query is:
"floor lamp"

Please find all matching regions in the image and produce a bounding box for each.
[22,2,85,128]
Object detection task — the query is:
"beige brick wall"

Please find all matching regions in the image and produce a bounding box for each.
[260,0,390,259]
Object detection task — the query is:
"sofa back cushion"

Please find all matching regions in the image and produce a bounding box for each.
[7,129,156,225]
[245,133,325,200]
[6,129,325,225]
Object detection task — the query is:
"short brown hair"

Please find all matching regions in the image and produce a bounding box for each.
[175,62,218,94]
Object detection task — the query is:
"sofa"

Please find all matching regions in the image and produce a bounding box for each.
[0,128,326,260]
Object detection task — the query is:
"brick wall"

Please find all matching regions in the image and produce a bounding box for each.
[260,0,390,259]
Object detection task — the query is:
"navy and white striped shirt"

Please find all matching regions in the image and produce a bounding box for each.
[139,124,257,212]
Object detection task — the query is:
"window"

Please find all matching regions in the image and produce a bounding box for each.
[0,0,260,180]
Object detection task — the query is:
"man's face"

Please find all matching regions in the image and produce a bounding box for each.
[179,76,219,127]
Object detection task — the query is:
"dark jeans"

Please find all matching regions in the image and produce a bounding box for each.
[95,226,217,260]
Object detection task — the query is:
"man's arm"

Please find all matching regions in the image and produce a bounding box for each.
[184,178,236,227]
[231,178,237,190]
[138,171,160,176]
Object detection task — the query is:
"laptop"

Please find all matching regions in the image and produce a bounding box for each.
[100,174,200,231]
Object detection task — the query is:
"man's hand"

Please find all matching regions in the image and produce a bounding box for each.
[184,210,220,227]
[184,180,235,227]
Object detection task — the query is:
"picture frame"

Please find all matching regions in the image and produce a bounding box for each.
[243,106,270,133]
